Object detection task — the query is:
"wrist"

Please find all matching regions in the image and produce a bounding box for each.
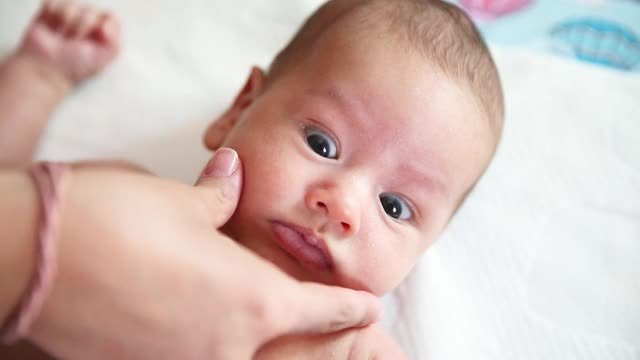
[4,53,73,100]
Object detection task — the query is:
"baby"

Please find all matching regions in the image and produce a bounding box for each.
[0,0,503,358]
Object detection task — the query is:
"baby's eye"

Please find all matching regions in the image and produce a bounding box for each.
[379,193,413,221]
[305,128,338,159]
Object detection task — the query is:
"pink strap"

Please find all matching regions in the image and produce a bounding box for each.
[1,162,69,344]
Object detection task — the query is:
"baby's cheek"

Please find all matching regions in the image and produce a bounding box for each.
[336,244,397,295]
[360,239,420,295]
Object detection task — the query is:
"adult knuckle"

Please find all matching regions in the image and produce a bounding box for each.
[197,187,232,219]
[329,299,357,332]
[213,185,232,204]
[245,294,283,337]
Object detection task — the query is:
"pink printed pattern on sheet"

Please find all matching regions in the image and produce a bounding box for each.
[459,0,533,20]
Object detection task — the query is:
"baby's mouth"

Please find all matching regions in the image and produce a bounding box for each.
[270,221,334,271]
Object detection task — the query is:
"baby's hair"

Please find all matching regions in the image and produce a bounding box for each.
[268,0,504,146]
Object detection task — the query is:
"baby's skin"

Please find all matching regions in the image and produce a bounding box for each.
[0,1,404,359]
[20,0,120,84]
[0,0,120,167]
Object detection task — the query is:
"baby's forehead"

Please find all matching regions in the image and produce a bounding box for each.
[270,0,502,147]
[272,20,494,180]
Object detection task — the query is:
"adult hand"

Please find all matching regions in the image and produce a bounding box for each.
[256,323,407,360]
[24,148,380,360]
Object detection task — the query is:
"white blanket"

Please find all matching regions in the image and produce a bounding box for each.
[1,1,639,359]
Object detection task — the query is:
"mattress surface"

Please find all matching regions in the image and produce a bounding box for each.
[1,1,638,359]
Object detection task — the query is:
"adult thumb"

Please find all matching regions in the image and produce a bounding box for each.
[194,147,243,227]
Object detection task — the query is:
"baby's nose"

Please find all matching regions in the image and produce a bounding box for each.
[305,186,360,238]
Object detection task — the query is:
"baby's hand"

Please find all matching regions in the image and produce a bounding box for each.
[19,0,121,85]
[255,323,407,360]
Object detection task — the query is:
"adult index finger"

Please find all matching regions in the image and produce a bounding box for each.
[282,282,382,335]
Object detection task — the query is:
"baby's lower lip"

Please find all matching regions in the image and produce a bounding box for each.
[270,222,332,271]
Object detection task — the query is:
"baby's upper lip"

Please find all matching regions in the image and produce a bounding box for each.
[275,221,334,269]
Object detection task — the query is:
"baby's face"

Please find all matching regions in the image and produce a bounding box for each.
[207,30,493,295]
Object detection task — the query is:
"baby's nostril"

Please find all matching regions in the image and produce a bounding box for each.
[316,201,327,209]
[341,222,351,232]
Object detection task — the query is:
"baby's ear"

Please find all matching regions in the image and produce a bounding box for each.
[204,66,265,150]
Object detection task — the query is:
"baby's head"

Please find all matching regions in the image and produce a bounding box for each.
[204,0,503,296]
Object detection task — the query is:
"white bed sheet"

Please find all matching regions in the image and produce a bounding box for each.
[1,1,639,359]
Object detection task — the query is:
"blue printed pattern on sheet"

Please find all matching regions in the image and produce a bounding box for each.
[453,0,640,73]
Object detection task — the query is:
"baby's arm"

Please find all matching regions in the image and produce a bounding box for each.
[0,1,120,358]
[0,0,119,168]
[255,323,407,360]
[0,50,69,168]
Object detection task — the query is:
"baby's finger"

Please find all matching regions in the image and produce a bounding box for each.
[33,0,50,23]
[91,12,121,49]
[280,282,382,335]
[42,0,61,15]
[194,148,243,228]
[41,0,65,30]
[68,5,96,38]
[58,0,81,35]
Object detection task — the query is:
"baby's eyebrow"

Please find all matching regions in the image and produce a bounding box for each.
[306,88,369,131]
[398,163,448,200]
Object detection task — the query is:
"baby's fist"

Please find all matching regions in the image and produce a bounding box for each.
[19,0,121,84]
